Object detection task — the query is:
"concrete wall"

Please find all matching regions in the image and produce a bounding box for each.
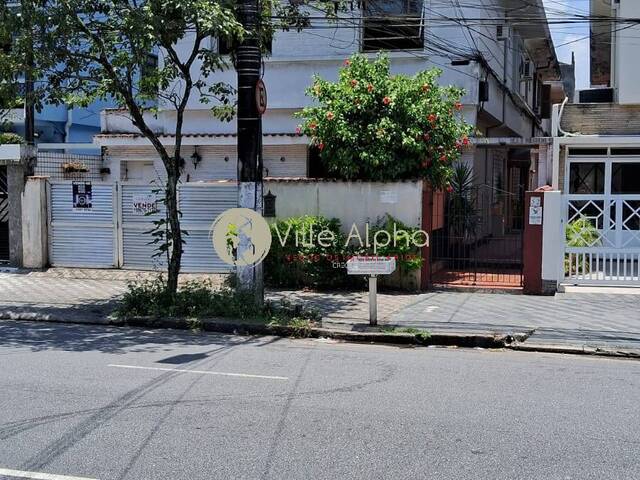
[541,190,563,291]
[264,179,424,232]
[21,177,48,269]
[264,179,425,290]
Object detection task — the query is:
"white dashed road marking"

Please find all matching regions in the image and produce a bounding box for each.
[107,364,289,381]
[0,467,98,480]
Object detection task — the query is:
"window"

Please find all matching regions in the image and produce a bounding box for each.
[569,162,605,194]
[612,163,640,194]
[363,0,424,52]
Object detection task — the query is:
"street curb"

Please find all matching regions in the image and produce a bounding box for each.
[0,311,110,325]
[3,313,640,359]
[1,312,509,349]
[116,317,511,348]
[507,343,640,359]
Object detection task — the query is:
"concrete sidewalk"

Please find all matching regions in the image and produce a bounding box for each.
[1,269,639,354]
[266,289,640,353]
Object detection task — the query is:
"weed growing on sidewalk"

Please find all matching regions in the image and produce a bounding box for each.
[381,326,432,343]
[114,276,321,335]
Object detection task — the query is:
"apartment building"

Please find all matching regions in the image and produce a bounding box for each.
[551,0,640,286]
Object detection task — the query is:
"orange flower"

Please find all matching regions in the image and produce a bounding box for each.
[343,59,351,66]
[326,111,335,120]
[318,142,325,151]
[428,114,438,124]
[462,136,470,146]
[382,96,392,105]
[350,79,358,87]
[367,84,374,93]
[309,122,317,131]
[440,154,447,162]
[421,83,430,93]
[455,102,463,111]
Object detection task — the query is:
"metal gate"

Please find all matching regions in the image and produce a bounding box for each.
[0,166,9,262]
[564,153,640,286]
[49,181,237,272]
[119,182,236,272]
[431,185,524,288]
[49,182,117,267]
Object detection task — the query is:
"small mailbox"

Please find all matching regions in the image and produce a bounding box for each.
[346,256,397,326]
[347,256,397,276]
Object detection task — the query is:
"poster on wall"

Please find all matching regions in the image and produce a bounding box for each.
[72,182,92,211]
[132,194,159,215]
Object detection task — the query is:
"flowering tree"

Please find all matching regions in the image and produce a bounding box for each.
[297,54,473,188]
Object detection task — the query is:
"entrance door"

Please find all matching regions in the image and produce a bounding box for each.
[564,152,640,285]
[430,184,524,288]
[0,166,9,263]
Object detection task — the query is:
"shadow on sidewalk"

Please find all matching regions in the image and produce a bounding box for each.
[0,319,271,354]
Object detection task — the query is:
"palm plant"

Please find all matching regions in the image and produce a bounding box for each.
[448,162,479,240]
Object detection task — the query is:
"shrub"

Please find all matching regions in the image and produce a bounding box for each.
[296,53,473,187]
[265,215,357,289]
[114,276,321,330]
[565,218,601,275]
[367,215,424,272]
[0,132,23,145]
[264,214,425,290]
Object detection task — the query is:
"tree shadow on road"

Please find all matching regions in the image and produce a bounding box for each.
[0,319,272,354]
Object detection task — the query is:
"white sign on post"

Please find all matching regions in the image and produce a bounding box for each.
[347,256,397,276]
[347,256,397,326]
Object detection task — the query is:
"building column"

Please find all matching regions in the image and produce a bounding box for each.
[7,164,25,267]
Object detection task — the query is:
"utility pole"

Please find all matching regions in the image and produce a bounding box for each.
[236,0,264,304]
[22,0,35,149]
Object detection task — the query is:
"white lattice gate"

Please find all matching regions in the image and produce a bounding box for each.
[564,152,640,286]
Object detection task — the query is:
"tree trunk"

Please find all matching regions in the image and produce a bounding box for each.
[166,167,182,295]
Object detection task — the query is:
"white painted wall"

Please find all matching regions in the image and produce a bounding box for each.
[613,0,640,104]
[103,144,308,183]
[541,190,563,287]
[263,180,424,232]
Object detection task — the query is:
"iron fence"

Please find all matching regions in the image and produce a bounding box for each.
[431,185,524,288]
[35,151,104,181]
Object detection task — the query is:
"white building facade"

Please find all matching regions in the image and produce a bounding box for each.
[549,0,640,287]
[97,0,564,192]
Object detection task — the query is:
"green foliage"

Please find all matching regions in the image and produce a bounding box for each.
[296,53,473,186]
[0,132,23,145]
[448,161,480,238]
[115,276,321,333]
[566,218,600,247]
[380,326,432,342]
[368,215,425,272]
[265,215,356,289]
[0,0,344,294]
[264,214,424,290]
[564,218,601,275]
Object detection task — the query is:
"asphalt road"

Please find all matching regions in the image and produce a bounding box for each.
[0,321,639,480]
